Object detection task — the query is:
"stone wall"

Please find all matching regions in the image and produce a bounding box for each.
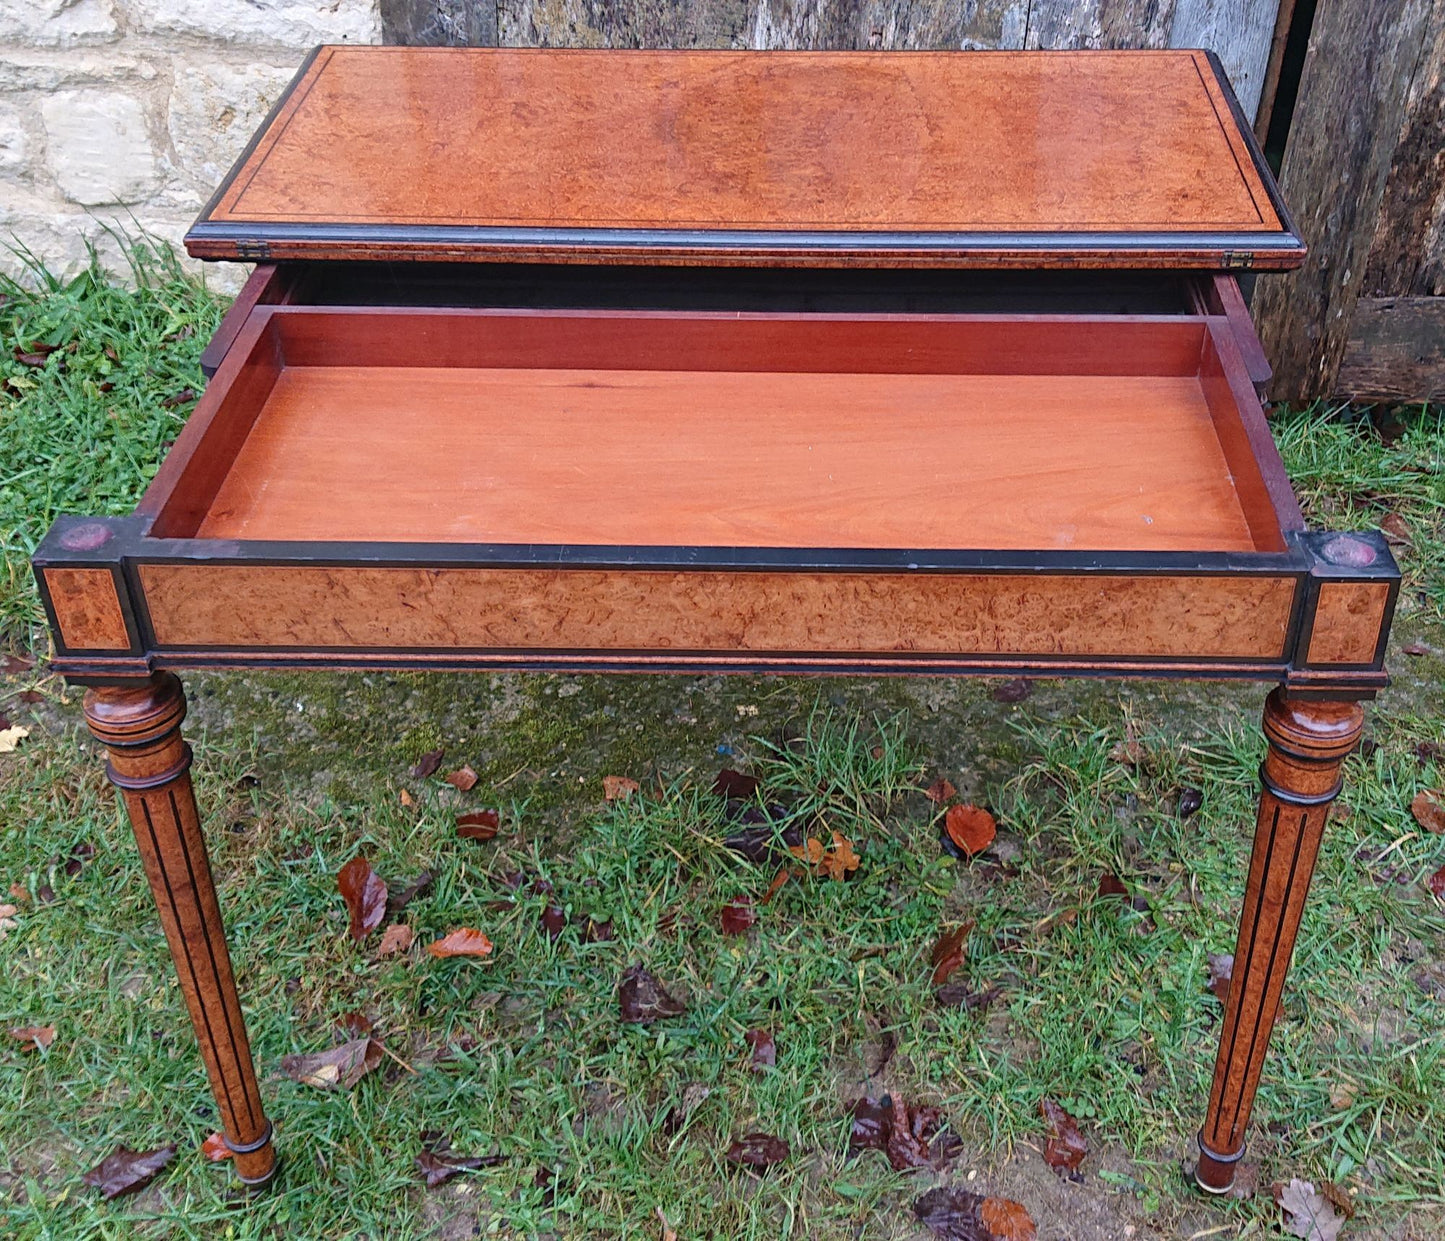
[0,1,381,289]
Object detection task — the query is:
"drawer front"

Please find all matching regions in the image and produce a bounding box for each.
[135,563,1296,662]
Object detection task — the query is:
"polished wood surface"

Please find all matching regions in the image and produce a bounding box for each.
[137,564,1297,660]
[43,567,129,651]
[187,48,1301,268]
[1197,691,1364,1192]
[1307,581,1394,665]
[146,308,1286,554]
[83,674,277,1187]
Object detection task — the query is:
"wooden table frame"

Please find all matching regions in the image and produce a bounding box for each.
[29,46,1400,1198]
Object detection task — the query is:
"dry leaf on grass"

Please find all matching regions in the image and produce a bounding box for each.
[1040,1098,1087,1179]
[9,1025,55,1052]
[789,832,861,881]
[1410,790,1445,834]
[201,1131,232,1162]
[914,1186,1037,1241]
[720,897,756,935]
[456,809,500,840]
[930,921,975,987]
[409,747,445,779]
[713,768,760,798]
[83,1144,176,1200]
[1178,786,1204,818]
[848,1096,961,1172]
[924,777,957,805]
[991,677,1032,703]
[1207,953,1234,1004]
[281,1037,384,1089]
[443,765,478,792]
[618,964,686,1023]
[1428,865,1445,901]
[0,724,30,753]
[724,1132,789,1171]
[416,1145,506,1188]
[1274,1178,1347,1241]
[427,928,494,959]
[745,1028,775,1072]
[399,788,414,807]
[602,775,639,801]
[942,805,996,858]
[337,855,387,941]
[377,923,414,957]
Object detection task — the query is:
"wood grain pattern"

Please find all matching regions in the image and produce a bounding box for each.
[1197,691,1364,1192]
[1253,0,1435,398]
[193,48,1286,260]
[137,564,1297,660]
[1306,580,1392,666]
[84,674,277,1187]
[44,567,130,650]
[1337,296,1445,401]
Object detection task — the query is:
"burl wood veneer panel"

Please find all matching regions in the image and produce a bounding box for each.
[205,48,1278,236]
[45,568,130,651]
[139,565,1296,659]
[194,367,1259,552]
[1306,581,1392,665]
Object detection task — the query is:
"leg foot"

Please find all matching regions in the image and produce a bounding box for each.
[85,673,277,1187]
[1195,688,1362,1194]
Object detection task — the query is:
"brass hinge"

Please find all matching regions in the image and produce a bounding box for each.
[235,239,271,261]
[1220,251,1253,270]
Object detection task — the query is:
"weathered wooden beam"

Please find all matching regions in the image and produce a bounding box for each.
[1253,0,1436,400]
[1337,296,1445,400]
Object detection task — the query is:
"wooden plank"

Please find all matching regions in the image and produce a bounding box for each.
[186,48,1301,269]
[1251,0,1435,399]
[1337,296,1445,400]
[1360,0,1445,297]
[1167,0,1281,120]
[137,564,1298,660]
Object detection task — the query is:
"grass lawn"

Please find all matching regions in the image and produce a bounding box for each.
[2,247,1443,1240]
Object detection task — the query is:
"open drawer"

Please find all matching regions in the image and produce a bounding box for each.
[34,299,1397,689]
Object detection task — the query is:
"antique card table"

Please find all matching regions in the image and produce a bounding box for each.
[34,48,1398,1194]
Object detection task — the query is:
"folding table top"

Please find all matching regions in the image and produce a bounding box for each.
[185,47,1303,269]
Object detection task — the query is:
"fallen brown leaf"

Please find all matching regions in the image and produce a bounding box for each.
[427,928,494,959]
[281,1037,384,1089]
[410,747,445,779]
[444,765,478,792]
[9,1025,55,1052]
[759,867,791,904]
[603,774,639,801]
[930,921,975,987]
[1178,786,1204,818]
[714,768,760,798]
[1403,641,1433,656]
[915,1187,1036,1241]
[1428,865,1445,901]
[720,897,756,935]
[399,787,415,807]
[745,1027,775,1072]
[1410,789,1445,833]
[201,1131,232,1161]
[789,836,825,869]
[1378,512,1412,547]
[1,651,36,673]
[159,387,197,408]
[456,809,501,840]
[848,1095,960,1172]
[387,870,434,916]
[660,1082,710,1137]
[925,777,957,805]
[337,855,388,941]
[1040,1098,1087,1179]
[83,1144,176,1199]
[541,904,568,939]
[724,1132,788,1170]
[943,804,996,857]
[618,964,685,1023]
[1274,1177,1347,1241]
[1110,723,1147,767]
[377,923,414,957]
[1207,952,1234,1004]
[416,1145,506,1188]
[991,677,1032,703]
[936,981,1003,1012]
[821,832,861,881]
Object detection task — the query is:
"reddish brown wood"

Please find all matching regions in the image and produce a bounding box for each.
[1306,581,1394,665]
[143,307,1292,555]
[1197,689,1364,1193]
[186,48,1300,269]
[84,674,277,1188]
[136,563,1297,660]
[198,263,288,377]
[43,567,130,651]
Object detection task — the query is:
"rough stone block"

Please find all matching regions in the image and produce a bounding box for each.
[169,62,297,185]
[40,89,161,206]
[131,0,381,47]
[0,0,118,47]
[0,106,30,173]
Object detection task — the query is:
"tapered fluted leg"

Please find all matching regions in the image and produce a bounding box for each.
[85,673,277,1187]
[1196,688,1363,1193]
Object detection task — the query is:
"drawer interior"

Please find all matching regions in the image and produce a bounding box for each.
[144,307,1295,554]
